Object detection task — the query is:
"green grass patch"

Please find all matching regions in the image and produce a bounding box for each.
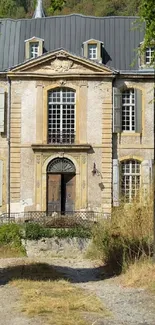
[0,244,26,258]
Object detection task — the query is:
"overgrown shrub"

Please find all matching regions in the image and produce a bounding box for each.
[24,223,91,240]
[0,223,22,246]
[91,196,153,274]
[0,223,26,256]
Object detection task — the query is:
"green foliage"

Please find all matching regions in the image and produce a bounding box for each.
[57,0,140,16]
[47,0,66,15]
[0,0,141,19]
[24,223,45,240]
[24,222,91,240]
[139,0,155,47]
[0,223,26,255]
[0,223,22,246]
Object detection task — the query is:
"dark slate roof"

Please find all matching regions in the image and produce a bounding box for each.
[0,14,145,72]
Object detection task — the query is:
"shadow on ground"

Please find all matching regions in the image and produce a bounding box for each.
[0,262,112,285]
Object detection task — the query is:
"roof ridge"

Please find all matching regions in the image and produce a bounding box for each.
[0,13,140,22]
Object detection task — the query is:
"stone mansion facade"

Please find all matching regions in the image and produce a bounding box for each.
[0,6,154,216]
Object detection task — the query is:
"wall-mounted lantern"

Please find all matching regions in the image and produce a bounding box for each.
[92,163,103,178]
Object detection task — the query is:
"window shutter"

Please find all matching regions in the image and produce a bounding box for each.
[0,160,3,206]
[0,88,5,133]
[113,87,122,133]
[135,89,142,133]
[113,159,119,206]
[141,160,153,191]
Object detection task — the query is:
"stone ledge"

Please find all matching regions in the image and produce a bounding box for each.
[31,143,92,152]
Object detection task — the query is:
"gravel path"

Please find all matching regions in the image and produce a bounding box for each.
[0,257,155,325]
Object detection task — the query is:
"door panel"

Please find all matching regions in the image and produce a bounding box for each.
[48,174,61,212]
[64,174,75,212]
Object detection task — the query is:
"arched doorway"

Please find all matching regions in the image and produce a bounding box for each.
[47,158,76,214]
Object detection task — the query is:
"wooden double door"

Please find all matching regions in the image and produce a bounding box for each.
[47,173,75,214]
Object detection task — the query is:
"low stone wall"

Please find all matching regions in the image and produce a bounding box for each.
[22,237,92,258]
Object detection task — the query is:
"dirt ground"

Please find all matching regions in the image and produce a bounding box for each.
[0,257,155,325]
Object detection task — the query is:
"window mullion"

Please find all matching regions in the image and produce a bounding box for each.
[130,91,132,131]
[60,89,63,142]
[130,104,132,131]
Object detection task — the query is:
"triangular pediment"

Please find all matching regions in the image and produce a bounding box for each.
[9,49,116,76]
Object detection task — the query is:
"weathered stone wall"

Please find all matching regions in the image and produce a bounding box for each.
[113,79,154,161]
[22,237,92,258]
[1,71,153,215]
[87,79,112,213]
[9,74,113,213]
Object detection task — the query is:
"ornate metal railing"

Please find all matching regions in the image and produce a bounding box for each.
[0,211,101,228]
[48,132,75,144]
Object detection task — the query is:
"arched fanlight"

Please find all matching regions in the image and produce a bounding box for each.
[47,158,76,174]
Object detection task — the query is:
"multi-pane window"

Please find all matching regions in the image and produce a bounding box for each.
[122,89,135,132]
[121,160,141,202]
[88,44,97,59]
[145,47,155,64]
[48,88,75,144]
[30,42,39,58]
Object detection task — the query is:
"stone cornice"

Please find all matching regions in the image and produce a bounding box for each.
[31,143,92,152]
[118,73,155,79]
[7,72,115,79]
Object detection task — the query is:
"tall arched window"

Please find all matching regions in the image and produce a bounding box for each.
[121,159,141,202]
[48,88,75,144]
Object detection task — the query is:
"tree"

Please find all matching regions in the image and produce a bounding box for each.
[139,0,155,47]
[46,0,66,15]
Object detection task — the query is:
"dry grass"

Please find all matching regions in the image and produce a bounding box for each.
[10,265,108,325]
[118,259,155,293]
[11,279,107,325]
[0,245,25,258]
[110,195,153,242]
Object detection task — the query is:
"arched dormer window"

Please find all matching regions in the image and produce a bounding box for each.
[121,159,141,202]
[48,88,76,144]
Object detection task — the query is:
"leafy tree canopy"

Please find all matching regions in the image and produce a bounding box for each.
[139,0,155,47]
[0,0,141,19]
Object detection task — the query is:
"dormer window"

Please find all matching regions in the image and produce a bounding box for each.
[88,44,97,60]
[139,42,155,68]
[145,47,155,65]
[30,42,39,59]
[83,39,103,63]
[25,36,44,60]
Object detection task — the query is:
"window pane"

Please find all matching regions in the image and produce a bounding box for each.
[48,88,75,144]
[145,47,155,64]
[121,160,141,202]
[30,42,39,59]
[122,89,135,132]
[88,44,97,59]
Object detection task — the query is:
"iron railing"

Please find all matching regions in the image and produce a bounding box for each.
[0,210,101,228]
[48,132,75,144]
